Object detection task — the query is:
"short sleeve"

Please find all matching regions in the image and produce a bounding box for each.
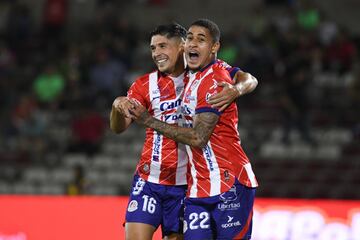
[216,59,241,80]
[228,67,241,79]
[127,78,148,108]
[195,68,232,115]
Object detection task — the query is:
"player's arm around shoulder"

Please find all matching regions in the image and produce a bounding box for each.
[127,103,217,149]
[208,68,258,111]
[233,70,258,95]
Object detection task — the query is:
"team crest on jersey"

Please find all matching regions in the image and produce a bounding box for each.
[127,200,138,212]
[143,163,150,172]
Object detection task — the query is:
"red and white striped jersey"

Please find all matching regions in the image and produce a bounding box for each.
[180,61,258,198]
[127,71,188,185]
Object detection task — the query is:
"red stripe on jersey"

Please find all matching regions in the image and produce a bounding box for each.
[182,61,258,198]
[192,149,211,197]
[127,71,188,185]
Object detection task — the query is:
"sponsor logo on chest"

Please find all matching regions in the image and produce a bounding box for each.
[159,99,182,111]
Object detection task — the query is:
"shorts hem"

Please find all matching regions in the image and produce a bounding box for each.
[124,219,159,229]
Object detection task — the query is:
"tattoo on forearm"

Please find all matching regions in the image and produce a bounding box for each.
[193,112,219,145]
[144,117,199,146]
[141,112,219,148]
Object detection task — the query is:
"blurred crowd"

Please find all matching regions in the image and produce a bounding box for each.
[0,0,359,195]
[0,0,140,166]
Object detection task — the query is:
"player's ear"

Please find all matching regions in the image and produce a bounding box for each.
[179,44,184,52]
[211,42,220,54]
[179,40,185,52]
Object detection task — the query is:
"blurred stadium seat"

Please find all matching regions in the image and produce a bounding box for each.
[0,0,359,200]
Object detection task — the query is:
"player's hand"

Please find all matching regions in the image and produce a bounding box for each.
[208,82,239,112]
[112,96,134,118]
[128,101,151,125]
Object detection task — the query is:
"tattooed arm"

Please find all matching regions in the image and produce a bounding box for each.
[130,104,219,148]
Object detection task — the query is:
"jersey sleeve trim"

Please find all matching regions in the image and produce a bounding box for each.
[229,67,241,79]
[195,107,221,116]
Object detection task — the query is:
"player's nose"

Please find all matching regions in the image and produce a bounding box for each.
[153,46,163,56]
[187,39,197,48]
[189,41,197,48]
[153,48,160,56]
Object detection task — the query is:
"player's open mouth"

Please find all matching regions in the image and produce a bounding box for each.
[188,51,199,62]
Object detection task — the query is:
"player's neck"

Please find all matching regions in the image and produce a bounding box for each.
[169,60,186,77]
[197,58,216,73]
